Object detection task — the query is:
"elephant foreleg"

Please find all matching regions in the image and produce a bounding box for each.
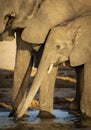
[81,61,91,117]
[38,66,58,118]
[10,30,32,117]
[69,65,84,111]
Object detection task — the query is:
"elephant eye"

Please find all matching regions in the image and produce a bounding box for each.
[56,45,61,49]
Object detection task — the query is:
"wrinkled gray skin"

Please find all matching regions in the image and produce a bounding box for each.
[1,0,91,119]
[17,15,91,118]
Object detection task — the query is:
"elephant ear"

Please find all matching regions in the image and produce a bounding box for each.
[70,28,91,66]
[70,44,91,66]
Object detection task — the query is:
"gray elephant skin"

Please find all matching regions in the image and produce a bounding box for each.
[15,1,91,118]
[1,0,91,119]
[16,15,91,119]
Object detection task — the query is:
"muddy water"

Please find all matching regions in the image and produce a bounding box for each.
[0,109,91,130]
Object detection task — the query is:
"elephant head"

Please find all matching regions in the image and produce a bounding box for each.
[0,0,39,36]
[0,0,15,33]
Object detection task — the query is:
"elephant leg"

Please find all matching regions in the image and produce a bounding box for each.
[69,65,84,111]
[81,61,91,117]
[10,29,32,117]
[38,66,58,118]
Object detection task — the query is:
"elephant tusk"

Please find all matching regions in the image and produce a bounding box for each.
[31,67,37,77]
[62,62,66,67]
[48,64,53,74]
[11,11,16,17]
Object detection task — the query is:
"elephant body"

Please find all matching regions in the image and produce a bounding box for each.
[16,14,91,118]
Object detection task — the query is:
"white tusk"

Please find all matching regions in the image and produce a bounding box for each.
[30,67,37,77]
[63,62,66,67]
[11,11,16,17]
[48,64,53,74]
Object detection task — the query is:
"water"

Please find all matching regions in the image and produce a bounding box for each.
[0,109,91,130]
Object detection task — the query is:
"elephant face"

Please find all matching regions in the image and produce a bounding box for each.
[0,0,38,34]
[47,40,73,67]
[43,27,74,70]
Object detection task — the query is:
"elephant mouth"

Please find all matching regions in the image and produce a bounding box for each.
[48,55,69,73]
[5,15,15,29]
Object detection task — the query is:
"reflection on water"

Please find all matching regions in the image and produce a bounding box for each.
[0,109,91,130]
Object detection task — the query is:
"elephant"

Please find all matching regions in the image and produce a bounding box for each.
[0,0,55,118]
[0,0,44,117]
[1,0,91,119]
[16,14,91,118]
[12,0,91,118]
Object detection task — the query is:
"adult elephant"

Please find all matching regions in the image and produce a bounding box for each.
[0,0,55,118]
[0,0,43,117]
[0,0,56,118]
[16,14,91,118]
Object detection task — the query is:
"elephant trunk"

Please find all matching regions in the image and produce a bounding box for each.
[17,49,52,118]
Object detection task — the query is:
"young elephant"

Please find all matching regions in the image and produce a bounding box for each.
[16,15,91,118]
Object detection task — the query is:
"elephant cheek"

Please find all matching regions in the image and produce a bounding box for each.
[70,47,91,66]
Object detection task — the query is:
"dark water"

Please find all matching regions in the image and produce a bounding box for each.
[0,69,91,129]
[0,109,91,130]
